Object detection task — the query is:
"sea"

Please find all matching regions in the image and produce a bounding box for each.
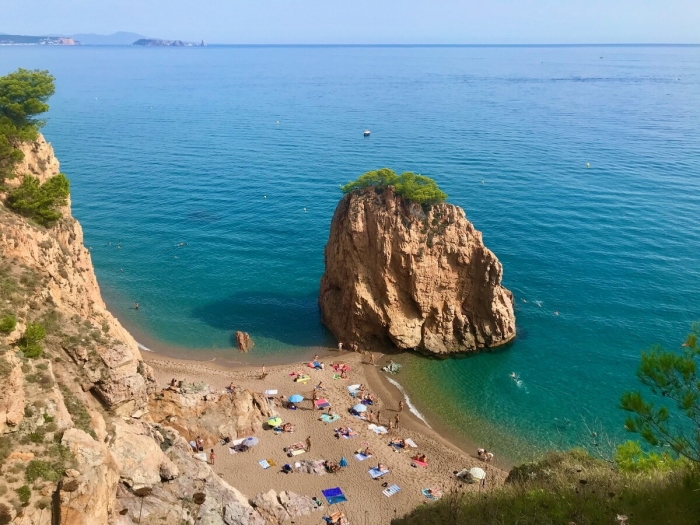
[2,45,699,462]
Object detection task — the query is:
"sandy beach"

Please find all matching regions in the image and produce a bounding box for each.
[145,350,506,524]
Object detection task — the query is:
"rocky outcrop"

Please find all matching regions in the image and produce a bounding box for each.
[319,186,516,355]
[147,387,273,445]
[0,353,25,432]
[236,331,254,352]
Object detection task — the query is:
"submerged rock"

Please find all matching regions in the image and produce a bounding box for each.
[319,186,516,355]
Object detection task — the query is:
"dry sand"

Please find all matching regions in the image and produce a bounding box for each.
[146,351,506,525]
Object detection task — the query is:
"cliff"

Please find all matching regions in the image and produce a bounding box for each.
[319,186,516,355]
[0,135,283,524]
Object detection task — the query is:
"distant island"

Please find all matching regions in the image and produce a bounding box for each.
[133,39,206,47]
[71,31,147,45]
[0,34,76,46]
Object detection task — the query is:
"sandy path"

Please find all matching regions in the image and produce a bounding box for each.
[146,352,505,525]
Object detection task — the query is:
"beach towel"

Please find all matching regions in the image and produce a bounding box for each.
[354,453,371,461]
[405,438,418,448]
[285,442,306,456]
[295,375,310,383]
[264,389,278,396]
[422,488,443,500]
[332,374,342,380]
[347,384,361,392]
[368,467,390,479]
[194,452,208,462]
[259,459,271,469]
[368,424,388,435]
[383,484,401,497]
[320,413,340,423]
[343,429,358,438]
[413,459,428,468]
[322,487,347,505]
[315,398,331,409]
[351,413,367,420]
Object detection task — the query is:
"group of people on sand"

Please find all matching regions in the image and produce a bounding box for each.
[477,448,494,462]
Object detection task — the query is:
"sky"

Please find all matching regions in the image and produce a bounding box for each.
[3,0,699,44]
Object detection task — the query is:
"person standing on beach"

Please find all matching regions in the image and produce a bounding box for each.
[398,401,404,413]
[376,410,381,425]
[370,353,375,365]
[395,414,400,428]
[338,342,343,351]
[209,449,215,465]
[368,410,374,424]
[306,436,311,453]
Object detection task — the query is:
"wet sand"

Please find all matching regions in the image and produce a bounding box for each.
[145,350,507,525]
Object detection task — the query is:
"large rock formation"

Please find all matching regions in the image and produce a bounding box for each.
[319,186,516,355]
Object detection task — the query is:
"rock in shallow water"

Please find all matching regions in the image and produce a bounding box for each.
[319,186,516,355]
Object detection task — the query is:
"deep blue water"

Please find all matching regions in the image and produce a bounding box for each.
[2,45,699,460]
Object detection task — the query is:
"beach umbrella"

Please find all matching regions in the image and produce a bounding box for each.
[267,417,282,427]
[242,436,259,447]
[339,456,348,467]
[352,404,367,413]
[289,394,304,403]
[469,467,486,480]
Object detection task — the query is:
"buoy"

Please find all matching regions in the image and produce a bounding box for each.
[481,181,484,184]
[304,208,307,212]
[264,196,267,199]
[586,163,590,168]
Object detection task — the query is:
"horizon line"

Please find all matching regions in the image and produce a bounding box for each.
[59,42,700,47]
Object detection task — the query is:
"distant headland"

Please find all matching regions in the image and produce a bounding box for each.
[0,34,76,46]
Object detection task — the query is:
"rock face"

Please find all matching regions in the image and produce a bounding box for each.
[236,331,254,352]
[319,187,516,355]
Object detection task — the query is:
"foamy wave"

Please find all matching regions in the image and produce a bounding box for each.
[137,342,153,352]
[385,377,431,429]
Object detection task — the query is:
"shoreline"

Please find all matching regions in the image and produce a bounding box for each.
[142,345,514,472]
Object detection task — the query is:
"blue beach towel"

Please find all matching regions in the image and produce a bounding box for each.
[322,487,347,505]
[369,467,390,479]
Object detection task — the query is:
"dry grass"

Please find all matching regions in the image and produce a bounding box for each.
[393,450,700,525]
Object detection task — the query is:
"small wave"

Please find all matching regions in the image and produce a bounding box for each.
[385,377,432,429]
[137,342,153,352]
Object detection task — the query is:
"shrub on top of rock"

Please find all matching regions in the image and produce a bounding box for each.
[0,313,16,334]
[17,321,46,358]
[341,168,447,205]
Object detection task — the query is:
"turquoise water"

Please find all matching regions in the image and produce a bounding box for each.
[2,45,700,460]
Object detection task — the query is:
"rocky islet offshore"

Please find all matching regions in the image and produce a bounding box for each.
[319,185,516,355]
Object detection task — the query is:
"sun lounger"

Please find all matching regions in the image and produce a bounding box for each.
[368,467,390,479]
[354,453,371,461]
[405,438,418,448]
[259,459,271,469]
[315,398,331,409]
[383,484,401,497]
[322,487,347,505]
[422,488,443,500]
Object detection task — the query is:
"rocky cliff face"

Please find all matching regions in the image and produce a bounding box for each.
[0,135,287,524]
[319,186,516,355]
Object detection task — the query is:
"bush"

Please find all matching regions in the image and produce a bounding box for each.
[6,174,70,227]
[341,168,447,205]
[17,322,46,359]
[0,314,16,334]
[25,459,60,483]
[15,485,31,506]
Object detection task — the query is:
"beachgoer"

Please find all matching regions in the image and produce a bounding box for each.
[370,353,375,365]
[395,414,400,428]
[368,410,374,423]
[134,302,139,310]
[364,447,372,457]
[306,436,311,453]
[359,384,365,392]
[398,401,404,413]
[340,369,348,379]
[209,449,215,465]
[189,440,197,452]
[312,390,318,402]
[377,410,381,424]
[377,462,386,472]
[196,436,204,452]
[477,448,485,459]
[338,342,343,351]
[485,451,494,462]
[313,354,319,361]
[261,365,266,379]
[316,381,325,390]
[388,421,394,430]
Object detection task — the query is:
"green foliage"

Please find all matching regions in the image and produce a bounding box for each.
[58,383,95,438]
[341,168,447,205]
[17,322,46,359]
[615,440,684,473]
[0,314,16,334]
[15,485,31,506]
[6,174,70,227]
[0,69,55,184]
[25,456,66,483]
[620,322,700,462]
[394,450,700,525]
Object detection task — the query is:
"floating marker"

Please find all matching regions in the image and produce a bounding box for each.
[304,208,307,212]
[586,163,590,168]
[264,196,267,199]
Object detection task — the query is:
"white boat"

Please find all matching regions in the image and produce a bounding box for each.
[363,130,371,137]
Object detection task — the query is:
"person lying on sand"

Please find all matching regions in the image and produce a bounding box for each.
[315,381,326,390]
[389,438,405,448]
[281,423,294,433]
[376,462,387,472]
[413,454,427,463]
